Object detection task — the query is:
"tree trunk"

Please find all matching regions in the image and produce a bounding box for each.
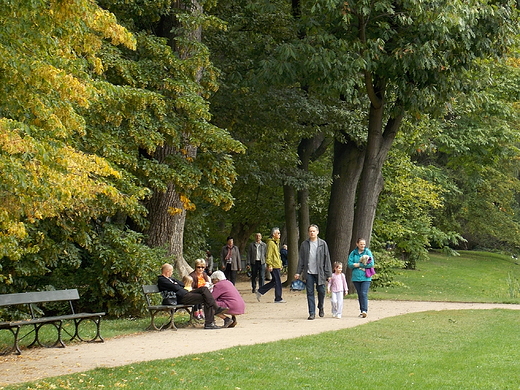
[145,1,203,276]
[230,221,258,266]
[284,184,299,286]
[351,103,403,248]
[326,137,365,291]
[297,135,331,243]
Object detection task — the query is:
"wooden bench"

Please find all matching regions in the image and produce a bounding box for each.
[0,289,105,355]
[142,285,196,331]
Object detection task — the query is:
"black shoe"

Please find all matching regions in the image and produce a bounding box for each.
[228,315,237,328]
[215,306,229,316]
[204,322,221,330]
[222,317,233,328]
[308,314,315,320]
[319,308,325,317]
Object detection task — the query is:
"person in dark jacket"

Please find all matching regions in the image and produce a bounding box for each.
[220,236,241,285]
[247,233,267,293]
[157,263,228,329]
[295,224,333,320]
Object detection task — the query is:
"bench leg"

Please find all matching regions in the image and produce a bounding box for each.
[148,309,177,331]
[28,322,66,349]
[0,327,22,355]
[71,317,105,343]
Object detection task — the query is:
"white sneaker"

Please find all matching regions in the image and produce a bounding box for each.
[336,315,342,319]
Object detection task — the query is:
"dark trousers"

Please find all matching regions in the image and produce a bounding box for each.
[179,287,217,325]
[224,264,237,285]
[305,273,325,316]
[258,268,283,301]
[251,261,265,292]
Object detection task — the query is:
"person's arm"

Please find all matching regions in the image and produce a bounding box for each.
[323,240,333,279]
[265,241,275,270]
[157,276,183,293]
[342,274,348,295]
[294,241,305,279]
[347,250,358,269]
[235,247,241,271]
[246,244,252,265]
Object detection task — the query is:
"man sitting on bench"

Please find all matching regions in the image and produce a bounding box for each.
[157,263,228,330]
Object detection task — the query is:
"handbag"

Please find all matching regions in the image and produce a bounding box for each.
[365,267,376,277]
[161,290,178,306]
[365,258,376,277]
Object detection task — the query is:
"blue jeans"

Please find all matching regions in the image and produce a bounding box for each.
[305,273,325,316]
[258,268,283,301]
[251,261,265,292]
[353,281,371,313]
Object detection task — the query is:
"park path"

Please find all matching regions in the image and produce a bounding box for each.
[1,280,519,386]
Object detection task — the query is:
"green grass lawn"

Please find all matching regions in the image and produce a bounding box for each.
[5,309,519,390]
[370,250,520,303]
[2,250,520,389]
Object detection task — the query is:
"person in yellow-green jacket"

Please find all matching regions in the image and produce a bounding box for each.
[255,227,286,303]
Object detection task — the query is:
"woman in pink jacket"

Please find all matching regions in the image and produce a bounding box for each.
[210,271,246,328]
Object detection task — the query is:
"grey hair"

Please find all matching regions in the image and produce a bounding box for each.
[211,270,226,281]
[271,227,280,236]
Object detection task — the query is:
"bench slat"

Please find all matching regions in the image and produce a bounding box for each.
[0,289,80,306]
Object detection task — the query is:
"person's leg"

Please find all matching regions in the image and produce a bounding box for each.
[305,273,317,316]
[271,268,283,301]
[353,281,363,313]
[251,262,259,292]
[330,291,338,316]
[230,270,237,285]
[224,264,231,281]
[317,283,326,315]
[336,291,344,318]
[359,281,371,313]
[258,272,275,295]
[259,263,266,288]
[182,287,221,326]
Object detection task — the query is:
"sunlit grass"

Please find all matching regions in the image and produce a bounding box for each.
[4,310,519,389]
[370,250,520,303]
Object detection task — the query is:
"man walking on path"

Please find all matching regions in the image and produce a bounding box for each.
[295,224,332,320]
[248,233,267,293]
[256,227,286,303]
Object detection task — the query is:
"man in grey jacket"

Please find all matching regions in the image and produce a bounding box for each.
[294,224,332,320]
[247,233,267,293]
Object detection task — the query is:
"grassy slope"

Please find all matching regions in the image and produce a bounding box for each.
[370,250,520,303]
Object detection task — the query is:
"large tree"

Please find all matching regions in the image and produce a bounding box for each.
[0,0,139,286]
[297,0,519,265]
[0,1,244,316]
[94,0,245,275]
